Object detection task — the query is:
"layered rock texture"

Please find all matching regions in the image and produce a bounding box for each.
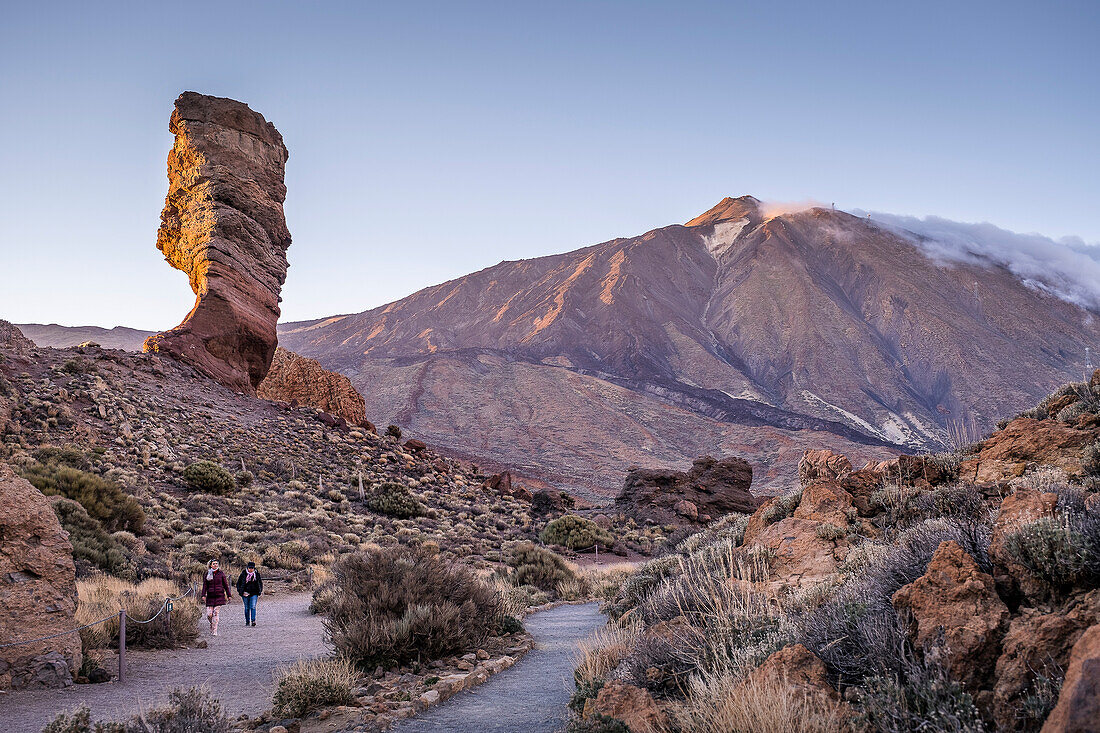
[279,196,1100,497]
[0,463,80,689]
[257,347,367,427]
[615,455,759,525]
[144,92,291,395]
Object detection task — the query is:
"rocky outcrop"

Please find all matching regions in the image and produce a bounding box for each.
[892,540,1009,694]
[990,489,1061,602]
[257,348,367,427]
[0,463,80,689]
[0,320,35,354]
[143,92,291,395]
[1042,624,1100,733]
[959,418,1098,484]
[798,449,852,484]
[993,592,1100,730]
[582,679,669,733]
[745,643,839,700]
[615,455,759,525]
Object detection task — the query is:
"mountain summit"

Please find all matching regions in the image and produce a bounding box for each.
[277,197,1098,496]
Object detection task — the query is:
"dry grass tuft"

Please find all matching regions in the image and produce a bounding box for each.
[674,671,851,733]
[76,575,200,649]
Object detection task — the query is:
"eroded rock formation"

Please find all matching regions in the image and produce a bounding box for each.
[257,348,367,427]
[144,92,291,394]
[0,463,80,689]
[615,455,759,525]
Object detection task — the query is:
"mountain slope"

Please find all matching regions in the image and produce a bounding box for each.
[278,196,1099,497]
[15,324,152,351]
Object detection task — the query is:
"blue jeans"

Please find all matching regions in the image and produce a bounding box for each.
[242,594,258,624]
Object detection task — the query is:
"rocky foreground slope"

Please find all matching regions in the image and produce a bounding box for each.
[279,196,1100,497]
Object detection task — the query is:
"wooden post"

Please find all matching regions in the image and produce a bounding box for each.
[165,598,173,644]
[118,609,126,683]
[358,472,365,501]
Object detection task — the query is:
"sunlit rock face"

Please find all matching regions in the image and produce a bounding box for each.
[144,92,291,394]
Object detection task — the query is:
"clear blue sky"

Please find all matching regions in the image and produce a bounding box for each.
[1,0,1096,329]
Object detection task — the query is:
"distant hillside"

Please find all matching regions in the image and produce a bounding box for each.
[15,324,152,352]
[280,196,1100,498]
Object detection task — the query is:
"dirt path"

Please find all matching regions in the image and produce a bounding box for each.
[391,602,605,733]
[1,592,327,733]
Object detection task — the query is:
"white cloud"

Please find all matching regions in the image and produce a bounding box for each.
[855,211,1100,311]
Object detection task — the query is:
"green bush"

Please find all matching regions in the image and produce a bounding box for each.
[182,461,235,494]
[272,658,357,718]
[1003,511,1100,592]
[22,460,144,533]
[385,424,402,440]
[51,497,129,575]
[541,515,615,551]
[854,661,985,733]
[234,470,254,487]
[365,482,424,518]
[507,542,575,593]
[569,677,606,714]
[324,546,503,667]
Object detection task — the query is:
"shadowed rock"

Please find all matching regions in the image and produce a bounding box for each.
[144,92,291,394]
[616,455,759,525]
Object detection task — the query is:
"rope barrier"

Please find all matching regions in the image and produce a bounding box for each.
[0,582,197,647]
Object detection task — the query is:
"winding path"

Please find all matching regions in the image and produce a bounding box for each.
[1,592,327,733]
[391,602,604,733]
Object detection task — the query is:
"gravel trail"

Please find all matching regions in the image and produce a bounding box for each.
[391,602,604,733]
[1,593,327,733]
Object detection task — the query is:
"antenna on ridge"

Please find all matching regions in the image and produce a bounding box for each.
[1086,346,1094,381]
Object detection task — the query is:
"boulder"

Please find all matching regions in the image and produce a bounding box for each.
[793,479,856,527]
[989,489,1060,602]
[143,92,292,394]
[257,348,367,427]
[1041,623,1100,733]
[582,679,669,732]
[891,540,1009,693]
[483,472,513,495]
[404,439,427,453]
[959,418,1098,484]
[993,591,1100,731]
[0,463,80,689]
[744,643,839,700]
[798,449,852,484]
[750,517,847,590]
[616,455,760,526]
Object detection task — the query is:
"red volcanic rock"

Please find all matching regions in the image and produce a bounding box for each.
[483,472,513,494]
[583,680,669,733]
[144,92,291,394]
[615,455,758,525]
[793,478,856,527]
[0,464,80,689]
[798,449,852,484]
[404,439,427,452]
[1042,623,1100,733]
[750,517,848,590]
[745,643,839,700]
[989,489,1060,602]
[959,418,1098,484]
[993,592,1100,730]
[0,320,35,355]
[257,348,367,428]
[892,540,1009,693]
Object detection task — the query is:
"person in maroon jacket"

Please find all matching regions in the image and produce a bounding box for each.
[200,559,232,636]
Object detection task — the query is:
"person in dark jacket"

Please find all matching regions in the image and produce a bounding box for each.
[200,559,232,636]
[236,561,263,627]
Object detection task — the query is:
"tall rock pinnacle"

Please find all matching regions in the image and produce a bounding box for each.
[143,92,291,394]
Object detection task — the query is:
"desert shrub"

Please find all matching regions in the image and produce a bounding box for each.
[1082,442,1100,476]
[606,554,682,619]
[854,656,985,733]
[23,461,144,533]
[541,515,615,551]
[125,687,230,733]
[182,461,235,494]
[77,576,200,650]
[910,483,987,524]
[45,688,229,733]
[234,470,254,487]
[569,677,606,715]
[323,546,503,667]
[35,445,92,469]
[566,715,630,733]
[815,523,846,540]
[271,657,358,718]
[758,488,803,528]
[497,615,524,634]
[1017,668,1063,730]
[365,482,424,518]
[574,623,640,687]
[52,498,130,576]
[674,669,852,733]
[675,513,751,554]
[1003,503,1100,592]
[507,541,576,593]
[800,519,990,684]
[385,424,402,440]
